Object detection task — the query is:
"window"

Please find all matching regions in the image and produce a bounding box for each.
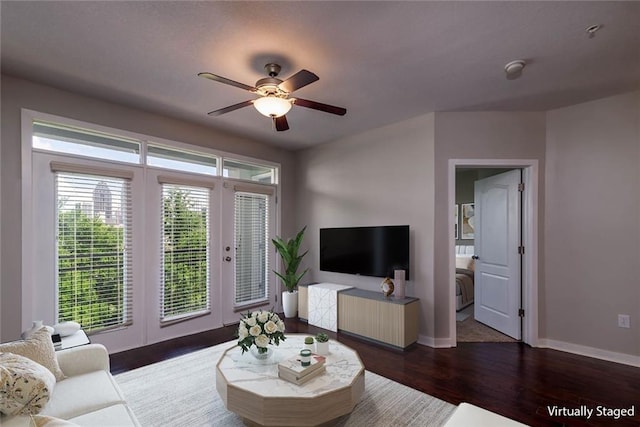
[160,183,210,322]
[148,144,218,176]
[234,192,270,305]
[25,110,280,343]
[224,159,276,184]
[55,170,133,332]
[33,121,140,164]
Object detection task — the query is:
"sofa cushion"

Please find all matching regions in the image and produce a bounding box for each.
[0,329,65,381]
[0,353,56,416]
[69,404,141,427]
[41,371,126,420]
[55,345,110,377]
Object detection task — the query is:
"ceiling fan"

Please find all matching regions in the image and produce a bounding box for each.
[198,63,346,131]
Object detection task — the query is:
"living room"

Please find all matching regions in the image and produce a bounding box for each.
[1,2,639,426]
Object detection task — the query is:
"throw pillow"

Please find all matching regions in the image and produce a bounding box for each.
[0,329,65,381]
[0,353,56,416]
[455,255,473,270]
[30,415,79,427]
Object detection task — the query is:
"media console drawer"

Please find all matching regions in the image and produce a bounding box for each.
[338,289,419,349]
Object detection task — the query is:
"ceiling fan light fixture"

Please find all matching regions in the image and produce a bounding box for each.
[253,96,292,117]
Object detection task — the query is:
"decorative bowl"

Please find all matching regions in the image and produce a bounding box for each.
[53,321,81,337]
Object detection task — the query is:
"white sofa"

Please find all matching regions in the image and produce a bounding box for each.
[445,403,527,426]
[1,344,139,426]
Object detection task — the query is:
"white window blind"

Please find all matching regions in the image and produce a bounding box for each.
[234,192,269,305]
[55,172,133,333]
[160,183,210,322]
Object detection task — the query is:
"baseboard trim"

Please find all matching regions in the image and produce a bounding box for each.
[537,338,640,368]
[418,334,454,348]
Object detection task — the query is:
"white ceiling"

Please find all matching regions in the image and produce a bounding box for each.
[2,1,639,151]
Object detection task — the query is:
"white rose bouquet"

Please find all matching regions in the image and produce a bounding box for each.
[237,309,286,355]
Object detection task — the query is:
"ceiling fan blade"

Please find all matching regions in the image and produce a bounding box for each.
[207,100,254,116]
[293,98,347,116]
[278,70,319,93]
[198,72,256,92]
[273,115,290,132]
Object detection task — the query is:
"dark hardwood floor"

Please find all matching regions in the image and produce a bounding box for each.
[110,318,640,427]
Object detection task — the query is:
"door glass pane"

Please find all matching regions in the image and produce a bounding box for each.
[160,184,210,322]
[55,172,133,332]
[234,192,269,305]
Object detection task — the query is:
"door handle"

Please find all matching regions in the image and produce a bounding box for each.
[471,255,479,260]
[224,256,232,262]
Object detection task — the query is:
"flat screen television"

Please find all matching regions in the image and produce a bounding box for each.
[319,225,409,280]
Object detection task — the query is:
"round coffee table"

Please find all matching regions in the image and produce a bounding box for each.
[216,334,365,426]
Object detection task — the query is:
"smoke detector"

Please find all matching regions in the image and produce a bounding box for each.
[504,60,526,80]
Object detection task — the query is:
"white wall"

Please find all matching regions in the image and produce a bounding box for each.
[544,91,640,357]
[295,114,436,340]
[0,75,296,342]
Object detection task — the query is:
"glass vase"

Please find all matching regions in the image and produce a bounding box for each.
[250,345,273,360]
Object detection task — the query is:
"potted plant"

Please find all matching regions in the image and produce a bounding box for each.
[315,332,329,355]
[272,226,309,318]
[304,336,315,351]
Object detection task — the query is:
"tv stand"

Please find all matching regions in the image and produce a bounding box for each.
[298,284,419,349]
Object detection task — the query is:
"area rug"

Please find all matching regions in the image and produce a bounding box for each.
[457,317,518,343]
[455,304,473,322]
[115,341,456,426]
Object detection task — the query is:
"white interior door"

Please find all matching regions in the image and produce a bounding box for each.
[474,169,522,339]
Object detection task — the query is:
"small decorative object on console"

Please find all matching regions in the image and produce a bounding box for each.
[237,309,286,356]
[394,269,406,299]
[380,277,394,297]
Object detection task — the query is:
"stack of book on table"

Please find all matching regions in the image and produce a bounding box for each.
[278,354,326,385]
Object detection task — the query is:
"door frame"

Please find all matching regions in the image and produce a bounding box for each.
[448,159,539,346]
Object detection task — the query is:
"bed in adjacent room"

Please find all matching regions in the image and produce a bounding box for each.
[455,246,475,311]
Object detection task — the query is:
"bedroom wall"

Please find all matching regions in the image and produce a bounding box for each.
[544,91,640,358]
[433,112,547,342]
[295,113,436,341]
[0,74,297,342]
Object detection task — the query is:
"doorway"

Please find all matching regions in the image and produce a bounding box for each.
[455,168,520,342]
[448,159,539,347]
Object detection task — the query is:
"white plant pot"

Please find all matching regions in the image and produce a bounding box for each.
[316,341,329,355]
[282,290,298,318]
